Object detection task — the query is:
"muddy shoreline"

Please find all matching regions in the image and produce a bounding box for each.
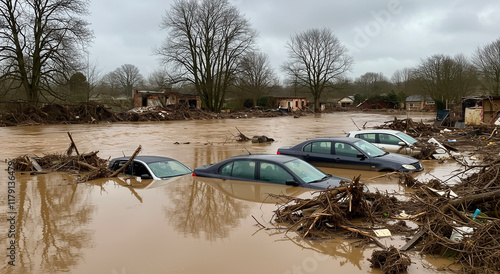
[0,102,414,127]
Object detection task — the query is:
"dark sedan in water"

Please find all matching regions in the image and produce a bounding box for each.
[192,154,350,190]
[277,137,423,172]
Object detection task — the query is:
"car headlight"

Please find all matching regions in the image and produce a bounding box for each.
[402,164,416,170]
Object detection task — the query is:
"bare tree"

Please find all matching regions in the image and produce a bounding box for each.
[354,72,391,95]
[0,0,93,105]
[473,38,500,95]
[108,64,144,97]
[414,54,477,106]
[156,0,256,112]
[84,57,103,102]
[147,69,172,91]
[391,68,413,90]
[282,28,353,112]
[236,51,277,107]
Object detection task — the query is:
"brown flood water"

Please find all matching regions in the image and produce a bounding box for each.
[0,112,463,274]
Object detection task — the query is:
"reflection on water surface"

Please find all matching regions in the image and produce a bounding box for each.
[0,112,458,273]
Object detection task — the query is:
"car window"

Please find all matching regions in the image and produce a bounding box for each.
[334,142,360,157]
[356,133,376,143]
[148,160,191,178]
[111,160,128,172]
[284,159,325,183]
[221,160,255,180]
[395,132,418,144]
[354,139,386,157]
[132,162,150,176]
[304,141,331,154]
[220,162,234,176]
[379,134,402,145]
[259,162,293,184]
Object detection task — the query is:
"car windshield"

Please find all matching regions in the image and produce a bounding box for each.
[395,132,418,144]
[354,139,387,157]
[283,159,326,183]
[148,160,191,178]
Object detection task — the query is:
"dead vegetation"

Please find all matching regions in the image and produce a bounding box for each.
[0,103,296,127]
[368,247,412,274]
[13,132,144,183]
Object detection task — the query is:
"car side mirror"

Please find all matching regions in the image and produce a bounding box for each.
[285,180,300,187]
[398,141,407,146]
[141,174,152,179]
[357,154,366,159]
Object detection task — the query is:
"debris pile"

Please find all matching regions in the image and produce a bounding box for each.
[271,123,500,273]
[0,103,121,126]
[272,176,383,239]
[368,247,411,273]
[0,103,298,126]
[13,151,107,174]
[375,117,439,137]
[12,132,144,183]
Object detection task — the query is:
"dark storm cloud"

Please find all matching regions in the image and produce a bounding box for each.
[88,0,500,81]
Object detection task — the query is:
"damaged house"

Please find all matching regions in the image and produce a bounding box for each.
[132,89,201,109]
[275,97,307,111]
[462,95,500,125]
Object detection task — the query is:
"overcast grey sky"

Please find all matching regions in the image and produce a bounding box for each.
[88,0,500,82]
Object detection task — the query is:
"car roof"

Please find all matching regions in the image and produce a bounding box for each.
[225,154,300,163]
[110,155,176,164]
[303,137,361,144]
[349,129,401,135]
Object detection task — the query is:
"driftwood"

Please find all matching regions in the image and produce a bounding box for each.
[109,145,142,177]
[66,132,80,156]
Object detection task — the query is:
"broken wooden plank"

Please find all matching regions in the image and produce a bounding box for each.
[400,229,426,251]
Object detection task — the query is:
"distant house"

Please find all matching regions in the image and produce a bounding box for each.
[337,96,355,107]
[406,95,435,111]
[132,89,201,109]
[275,97,307,111]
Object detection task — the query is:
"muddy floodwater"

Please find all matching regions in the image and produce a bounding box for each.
[0,112,463,274]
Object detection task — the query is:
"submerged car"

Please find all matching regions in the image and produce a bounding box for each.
[192,154,350,190]
[277,137,423,172]
[108,156,192,180]
[346,129,448,158]
[346,129,420,156]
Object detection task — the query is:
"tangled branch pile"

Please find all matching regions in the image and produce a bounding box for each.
[273,176,383,238]
[272,154,500,272]
[368,247,411,274]
[395,157,500,273]
[375,117,439,137]
[0,103,298,127]
[13,151,112,181]
[0,103,121,126]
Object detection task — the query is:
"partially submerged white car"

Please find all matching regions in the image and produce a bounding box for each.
[346,129,449,158]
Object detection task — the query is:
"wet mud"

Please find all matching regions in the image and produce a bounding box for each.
[0,112,466,273]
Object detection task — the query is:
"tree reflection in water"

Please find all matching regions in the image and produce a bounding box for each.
[0,172,95,273]
[163,180,250,241]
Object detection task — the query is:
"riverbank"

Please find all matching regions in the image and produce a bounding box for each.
[0,102,416,127]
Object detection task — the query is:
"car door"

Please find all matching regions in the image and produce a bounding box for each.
[300,141,335,168]
[377,133,410,154]
[331,142,373,170]
[220,160,256,181]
